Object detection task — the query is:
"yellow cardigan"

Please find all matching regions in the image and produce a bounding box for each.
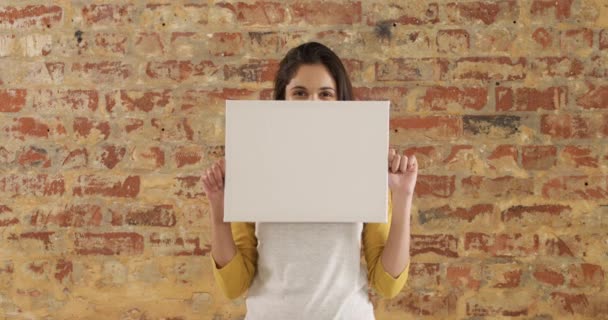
[210,191,410,300]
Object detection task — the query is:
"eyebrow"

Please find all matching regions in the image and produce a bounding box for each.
[290,86,335,91]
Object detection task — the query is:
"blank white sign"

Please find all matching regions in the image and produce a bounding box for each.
[224,100,389,223]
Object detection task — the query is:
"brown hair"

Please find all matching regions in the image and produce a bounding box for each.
[273,42,353,101]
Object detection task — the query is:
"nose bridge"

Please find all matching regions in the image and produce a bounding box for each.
[309,93,319,101]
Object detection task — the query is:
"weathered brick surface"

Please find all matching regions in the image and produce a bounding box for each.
[1,0,607,319]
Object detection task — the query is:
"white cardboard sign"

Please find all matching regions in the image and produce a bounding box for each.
[224,100,389,223]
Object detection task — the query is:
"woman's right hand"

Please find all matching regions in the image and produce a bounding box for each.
[202,158,226,222]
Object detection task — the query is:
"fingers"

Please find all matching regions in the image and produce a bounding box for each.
[207,168,218,186]
[390,152,401,172]
[407,154,417,171]
[388,148,396,163]
[219,158,225,176]
[212,163,224,188]
[399,155,408,172]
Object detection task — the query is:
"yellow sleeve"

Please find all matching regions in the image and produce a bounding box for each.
[362,190,410,299]
[210,222,258,299]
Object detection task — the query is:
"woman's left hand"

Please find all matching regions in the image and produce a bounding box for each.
[388,148,418,198]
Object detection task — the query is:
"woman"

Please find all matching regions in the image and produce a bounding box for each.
[202,42,418,319]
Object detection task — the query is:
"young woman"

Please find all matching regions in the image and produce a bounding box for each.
[202,42,418,319]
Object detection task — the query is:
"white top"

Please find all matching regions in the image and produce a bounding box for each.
[244,222,375,320]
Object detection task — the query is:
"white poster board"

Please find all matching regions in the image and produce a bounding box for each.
[224,100,389,223]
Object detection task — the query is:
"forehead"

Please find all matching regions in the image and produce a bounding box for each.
[287,64,336,88]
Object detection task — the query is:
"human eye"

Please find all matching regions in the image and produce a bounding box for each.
[320,91,335,99]
[292,90,307,98]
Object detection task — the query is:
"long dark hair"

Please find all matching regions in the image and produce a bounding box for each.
[273,42,353,101]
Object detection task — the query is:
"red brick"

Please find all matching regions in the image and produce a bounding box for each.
[466,295,529,316]
[450,57,526,81]
[4,117,67,140]
[73,117,111,140]
[437,29,470,54]
[532,27,555,49]
[215,2,287,26]
[568,263,604,288]
[532,57,584,77]
[484,263,523,288]
[71,62,131,84]
[365,2,439,26]
[208,32,243,57]
[544,235,575,257]
[411,234,458,257]
[530,0,574,21]
[414,175,456,198]
[75,232,144,255]
[540,114,594,139]
[132,146,165,169]
[62,148,88,169]
[145,60,215,83]
[486,145,518,170]
[0,205,19,227]
[0,174,65,197]
[465,232,539,257]
[106,89,172,113]
[386,290,457,315]
[560,28,593,52]
[419,86,486,111]
[291,1,361,25]
[447,264,481,290]
[461,176,534,198]
[542,175,608,200]
[446,1,518,25]
[175,145,203,168]
[561,146,598,168]
[496,86,566,111]
[576,85,608,110]
[600,29,608,50]
[150,118,195,142]
[30,204,102,227]
[31,89,99,113]
[353,87,408,111]
[402,146,440,170]
[134,32,164,56]
[522,145,557,170]
[17,146,52,168]
[533,265,565,286]
[99,144,126,169]
[73,175,140,198]
[376,58,447,81]
[501,204,572,227]
[149,232,210,256]
[391,116,461,140]
[418,204,494,225]
[0,5,63,29]
[443,145,474,167]
[124,118,145,134]
[223,59,279,82]
[550,292,588,315]
[123,205,176,227]
[408,263,440,287]
[10,231,55,250]
[95,33,128,55]
[0,89,26,112]
[174,175,205,199]
[54,259,72,282]
[181,88,258,112]
[81,4,135,25]
[247,31,291,57]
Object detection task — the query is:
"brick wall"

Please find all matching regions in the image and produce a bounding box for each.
[1,1,607,319]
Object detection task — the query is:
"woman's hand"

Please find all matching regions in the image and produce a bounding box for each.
[388,148,418,198]
[202,158,226,221]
